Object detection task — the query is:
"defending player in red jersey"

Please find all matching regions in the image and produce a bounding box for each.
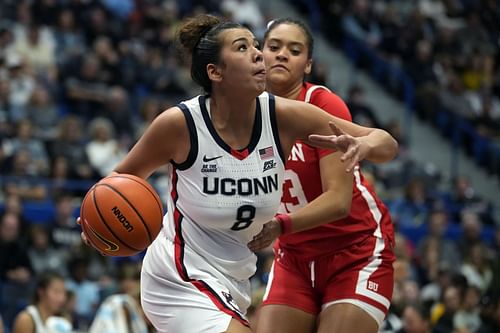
[250,18,395,333]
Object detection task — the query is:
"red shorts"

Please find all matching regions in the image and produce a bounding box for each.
[261,235,395,325]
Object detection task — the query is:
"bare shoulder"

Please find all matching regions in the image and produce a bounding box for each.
[153,106,188,131]
[13,311,34,333]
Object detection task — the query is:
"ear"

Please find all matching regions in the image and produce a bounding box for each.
[207,64,222,83]
[304,59,312,75]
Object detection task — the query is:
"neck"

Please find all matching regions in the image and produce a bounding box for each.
[210,88,256,128]
[208,88,258,149]
[267,80,303,100]
[36,303,51,323]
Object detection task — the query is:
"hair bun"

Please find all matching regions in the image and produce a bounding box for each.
[177,14,221,55]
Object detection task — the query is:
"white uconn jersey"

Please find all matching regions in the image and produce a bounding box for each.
[163,92,285,280]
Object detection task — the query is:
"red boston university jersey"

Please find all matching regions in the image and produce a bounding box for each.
[276,82,394,260]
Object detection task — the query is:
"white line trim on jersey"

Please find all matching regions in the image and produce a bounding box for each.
[310,260,316,288]
[304,85,331,103]
[262,261,275,301]
[353,166,382,238]
[355,237,390,309]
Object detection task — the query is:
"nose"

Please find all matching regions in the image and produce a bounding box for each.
[254,48,263,62]
[275,47,288,61]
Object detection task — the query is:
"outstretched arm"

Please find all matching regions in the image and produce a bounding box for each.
[276,96,399,167]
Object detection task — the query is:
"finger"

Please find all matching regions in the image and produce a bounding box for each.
[328,121,345,136]
[340,143,358,162]
[81,232,90,246]
[345,152,359,172]
[76,217,81,225]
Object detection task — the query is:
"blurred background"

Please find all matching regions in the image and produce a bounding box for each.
[0,0,499,332]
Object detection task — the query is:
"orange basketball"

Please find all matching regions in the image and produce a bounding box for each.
[80,174,163,256]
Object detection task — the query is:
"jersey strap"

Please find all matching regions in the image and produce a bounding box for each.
[304,85,331,103]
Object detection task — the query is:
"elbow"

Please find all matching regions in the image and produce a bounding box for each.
[331,200,352,220]
[388,136,399,160]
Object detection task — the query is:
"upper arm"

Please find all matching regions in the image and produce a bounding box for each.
[113,107,190,179]
[311,89,352,158]
[13,312,34,333]
[275,96,375,151]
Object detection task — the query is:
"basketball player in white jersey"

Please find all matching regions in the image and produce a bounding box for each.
[80,14,398,333]
[12,271,72,333]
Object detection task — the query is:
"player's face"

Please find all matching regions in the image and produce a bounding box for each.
[40,278,67,313]
[218,28,266,94]
[263,23,312,87]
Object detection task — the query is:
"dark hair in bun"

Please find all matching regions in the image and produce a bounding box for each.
[178,14,243,93]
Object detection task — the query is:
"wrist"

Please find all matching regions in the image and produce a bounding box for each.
[275,214,292,235]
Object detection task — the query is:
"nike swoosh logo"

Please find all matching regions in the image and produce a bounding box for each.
[85,220,119,252]
[203,155,223,162]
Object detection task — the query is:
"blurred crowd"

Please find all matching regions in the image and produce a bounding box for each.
[295,0,500,176]
[0,0,499,333]
[289,0,500,332]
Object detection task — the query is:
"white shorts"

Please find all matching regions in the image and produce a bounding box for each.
[141,232,251,333]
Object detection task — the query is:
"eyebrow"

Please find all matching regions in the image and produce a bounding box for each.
[232,37,258,45]
[267,38,304,47]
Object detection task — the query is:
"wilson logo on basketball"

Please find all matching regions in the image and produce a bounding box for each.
[111,206,134,232]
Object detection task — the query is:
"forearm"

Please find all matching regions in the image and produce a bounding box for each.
[287,191,351,233]
[359,128,398,163]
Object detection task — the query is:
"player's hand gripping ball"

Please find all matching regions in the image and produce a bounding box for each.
[80,174,163,256]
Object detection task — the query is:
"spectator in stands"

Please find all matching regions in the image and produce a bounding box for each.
[6,119,50,176]
[49,193,81,251]
[454,285,483,333]
[346,84,382,128]
[433,284,464,333]
[49,115,94,181]
[0,211,33,326]
[461,243,493,293]
[221,0,265,33]
[25,84,59,142]
[141,48,188,99]
[390,178,431,227]
[89,263,149,333]
[5,52,35,123]
[65,256,101,330]
[3,149,48,201]
[63,54,109,119]
[102,86,134,142]
[2,193,23,220]
[446,176,494,224]
[135,97,163,139]
[341,0,381,48]
[13,22,56,74]
[0,211,32,283]
[478,294,500,333]
[85,117,126,178]
[92,36,121,86]
[397,303,432,333]
[53,8,85,64]
[420,265,453,305]
[405,39,439,120]
[417,209,460,281]
[28,224,66,276]
[12,271,72,333]
[457,210,485,258]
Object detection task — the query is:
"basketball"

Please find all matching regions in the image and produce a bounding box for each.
[80,174,163,256]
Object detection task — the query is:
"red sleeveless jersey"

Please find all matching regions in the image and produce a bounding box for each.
[276,82,394,260]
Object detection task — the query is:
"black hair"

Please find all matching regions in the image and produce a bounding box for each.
[264,18,314,59]
[177,14,243,93]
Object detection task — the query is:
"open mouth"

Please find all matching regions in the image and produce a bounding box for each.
[254,69,266,76]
